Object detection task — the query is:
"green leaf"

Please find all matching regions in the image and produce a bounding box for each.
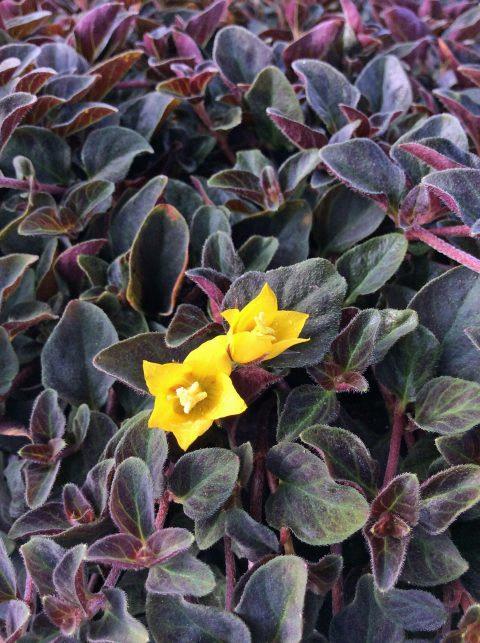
[277,385,338,442]
[190,206,230,264]
[436,428,480,466]
[213,26,272,85]
[0,326,18,395]
[82,125,153,182]
[169,448,240,520]
[293,59,360,132]
[373,308,418,363]
[245,66,303,148]
[336,233,408,305]
[414,376,480,435]
[146,552,215,597]
[355,54,412,115]
[41,300,118,408]
[301,425,378,496]
[0,125,71,184]
[374,586,446,632]
[401,527,468,587]
[89,588,149,643]
[147,594,251,643]
[320,139,406,207]
[410,266,480,384]
[419,465,480,534]
[235,556,307,643]
[0,538,16,601]
[109,175,167,256]
[127,205,189,317]
[225,508,279,561]
[238,236,279,272]
[330,575,404,643]
[265,443,369,545]
[375,325,440,407]
[331,309,381,372]
[109,457,154,542]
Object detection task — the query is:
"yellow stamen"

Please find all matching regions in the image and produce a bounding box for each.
[175,381,207,414]
[252,311,275,340]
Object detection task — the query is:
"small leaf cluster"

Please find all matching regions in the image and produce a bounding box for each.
[1,0,480,641]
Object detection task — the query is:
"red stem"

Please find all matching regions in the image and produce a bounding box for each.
[0,176,66,195]
[383,402,406,487]
[407,225,480,274]
[427,225,472,238]
[116,79,155,89]
[330,543,344,615]
[155,490,171,530]
[192,102,235,164]
[224,536,235,611]
[104,566,121,588]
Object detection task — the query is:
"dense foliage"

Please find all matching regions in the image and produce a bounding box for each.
[1,0,480,640]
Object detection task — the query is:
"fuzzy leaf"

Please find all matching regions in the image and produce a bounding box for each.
[146,552,215,597]
[225,508,279,561]
[277,385,338,442]
[213,26,272,85]
[265,443,369,545]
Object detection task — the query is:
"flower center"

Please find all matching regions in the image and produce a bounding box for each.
[175,381,207,414]
[252,311,275,341]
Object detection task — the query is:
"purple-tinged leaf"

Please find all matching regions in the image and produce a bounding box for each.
[434,88,480,152]
[10,502,69,539]
[0,253,37,309]
[225,508,279,561]
[82,459,115,517]
[419,465,480,534]
[293,59,360,132]
[24,461,61,510]
[235,556,307,642]
[20,536,65,597]
[330,575,404,643]
[382,7,429,42]
[42,595,83,636]
[29,388,65,443]
[127,205,188,317]
[413,376,480,435]
[422,168,480,229]
[331,309,381,373]
[266,108,327,149]
[283,19,343,69]
[41,74,96,103]
[0,326,18,395]
[146,551,215,596]
[0,537,16,601]
[185,0,227,47]
[277,385,338,442]
[208,169,263,204]
[55,239,107,289]
[0,92,36,152]
[320,139,406,207]
[109,457,154,541]
[302,425,378,497]
[41,300,118,408]
[444,5,480,41]
[73,3,135,63]
[13,67,56,94]
[63,484,96,526]
[165,303,216,348]
[169,448,240,520]
[231,364,285,406]
[213,26,272,85]
[86,50,143,101]
[278,149,320,194]
[50,102,118,138]
[398,141,473,171]
[266,442,369,545]
[53,544,88,608]
[364,473,419,590]
[2,300,57,337]
[436,427,480,466]
[0,599,30,642]
[355,54,412,116]
[89,588,149,643]
[146,594,250,642]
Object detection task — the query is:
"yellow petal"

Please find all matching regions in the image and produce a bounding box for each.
[148,395,186,429]
[221,308,240,329]
[265,337,309,360]
[271,310,309,341]
[184,335,232,375]
[143,361,189,396]
[169,418,213,451]
[235,283,277,331]
[228,331,274,364]
[207,372,247,419]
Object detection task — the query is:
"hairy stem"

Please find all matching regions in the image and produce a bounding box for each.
[330,543,344,615]
[155,490,171,530]
[383,402,405,487]
[224,536,236,611]
[0,176,66,195]
[407,226,480,274]
[104,566,121,588]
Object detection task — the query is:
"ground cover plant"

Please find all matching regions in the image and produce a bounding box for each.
[1,0,480,641]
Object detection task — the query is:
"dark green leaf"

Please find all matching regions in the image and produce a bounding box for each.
[225,508,279,561]
[374,586,447,632]
[146,552,215,597]
[277,385,338,442]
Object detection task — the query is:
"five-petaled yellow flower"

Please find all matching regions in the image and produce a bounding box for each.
[143,336,247,450]
[221,283,309,364]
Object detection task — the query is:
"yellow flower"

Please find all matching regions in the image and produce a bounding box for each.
[221,283,309,364]
[143,336,247,450]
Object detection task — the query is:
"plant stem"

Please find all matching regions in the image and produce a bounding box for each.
[0,176,66,195]
[116,79,155,89]
[155,490,171,529]
[280,527,295,554]
[407,225,480,274]
[383,402,405,487]
[104,566,121,588]
[193,102,235,164]
[330,543,344,615]
[428,225,472,238]
[224,536,235,611]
